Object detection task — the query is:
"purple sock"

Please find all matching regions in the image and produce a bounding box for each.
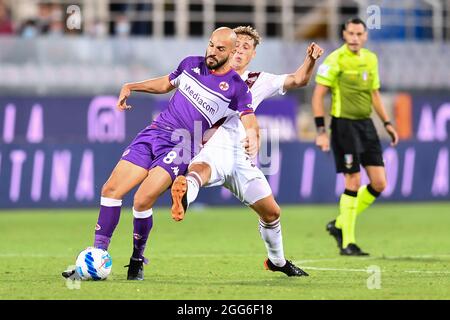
[132,215,153,261]
[94,202,121,250]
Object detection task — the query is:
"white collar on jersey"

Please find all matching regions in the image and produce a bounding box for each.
[240,70,251,81]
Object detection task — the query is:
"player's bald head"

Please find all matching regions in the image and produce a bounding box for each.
[205,27,237,70]
[210,27,237,48]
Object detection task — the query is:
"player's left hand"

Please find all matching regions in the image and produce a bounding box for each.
[307,42,324,60]
[385,124,399,147]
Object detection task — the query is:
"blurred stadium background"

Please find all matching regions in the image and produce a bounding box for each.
[1,0,450,301]
[0,0,449,208]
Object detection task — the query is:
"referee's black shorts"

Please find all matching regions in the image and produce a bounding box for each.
[330,117,384,174]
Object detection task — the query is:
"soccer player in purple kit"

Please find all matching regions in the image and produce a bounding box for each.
[62,27,259,281]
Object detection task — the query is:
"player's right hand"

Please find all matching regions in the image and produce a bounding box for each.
[241,133,259,159]
[307,42,324,61]
[385,124,399,147]
[117,85,132,111]
[315,132,330,152]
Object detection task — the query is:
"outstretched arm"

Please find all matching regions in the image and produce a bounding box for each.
[283,42,324,91]
[117,75,175,111]
[372,90,399,146]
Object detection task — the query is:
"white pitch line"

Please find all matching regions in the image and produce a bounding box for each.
[0,253,72,258]
[295,257,376,264]
[299,266,368,272]
[404,270,450,274]
[1,253,449,275]
[294,254,450,275]
[377,254,450,260]
[295,254,450,265]
[0,253,261,258]
[299,266,450,275]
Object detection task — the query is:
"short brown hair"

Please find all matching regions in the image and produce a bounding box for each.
[233,26,261,48]
[344,17,367,31]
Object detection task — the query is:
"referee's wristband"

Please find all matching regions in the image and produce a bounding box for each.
[315,117,326,134]
[314,117,325,128]
[383,121,392,127]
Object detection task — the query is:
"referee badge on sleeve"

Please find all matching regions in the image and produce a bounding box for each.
[317,64,330,76]
[344,154,354,169]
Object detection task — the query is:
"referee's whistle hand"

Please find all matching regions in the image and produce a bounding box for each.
[315,133,330,152]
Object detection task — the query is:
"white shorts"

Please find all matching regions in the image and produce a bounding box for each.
[190,116,272,205]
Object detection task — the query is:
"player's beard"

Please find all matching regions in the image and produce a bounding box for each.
[205,54,229,70]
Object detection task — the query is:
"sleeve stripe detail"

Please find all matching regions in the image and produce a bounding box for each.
[239,109,254,117]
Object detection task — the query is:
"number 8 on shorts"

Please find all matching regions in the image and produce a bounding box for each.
[163,150,178,164]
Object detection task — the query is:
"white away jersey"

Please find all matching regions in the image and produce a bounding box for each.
[218,71,287,132]
[241,71,287,111]
[192,70,289,193]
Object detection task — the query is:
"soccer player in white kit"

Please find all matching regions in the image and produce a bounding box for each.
[171,26,324,276]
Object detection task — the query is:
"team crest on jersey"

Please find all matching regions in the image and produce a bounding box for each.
[219,81,229,91]
[344,154,354,169]
[317,64,330,76]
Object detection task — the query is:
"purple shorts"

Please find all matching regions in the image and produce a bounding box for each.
[121,125,192,181]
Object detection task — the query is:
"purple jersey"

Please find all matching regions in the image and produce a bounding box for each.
[121,56,253,181]
[153,56,253,135]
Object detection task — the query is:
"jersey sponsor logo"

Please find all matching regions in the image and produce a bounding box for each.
[178,71,232,126]
[219,81,229,91]
[317,64,330,76]
[344,154,354,169]
[191,67,201,75]
[182,83,218,116]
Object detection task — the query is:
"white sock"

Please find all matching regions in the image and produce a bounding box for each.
[259,218,286,267]
[186,172,202,206]
[132,207,153,219]
[100,197,122,207]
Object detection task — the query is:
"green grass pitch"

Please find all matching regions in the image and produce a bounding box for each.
[1,203,450,300]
